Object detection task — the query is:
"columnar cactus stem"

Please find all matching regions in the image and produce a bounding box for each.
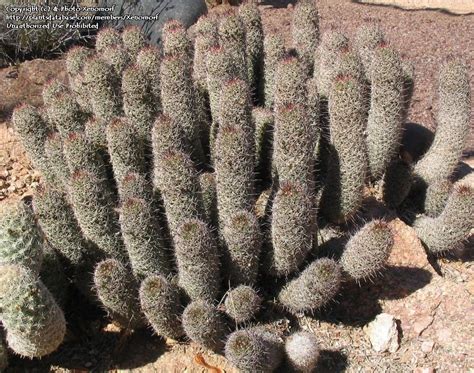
[238,3,264,97]
[253,107,274,185]
[314,32,349,98]
[414,184,474,254]
[307,77,321,161]
[69,169,126,262]
[292,0,320,73]
[95,27,122,53]
[382,159,413,208]
[65,46,94,112]
[39,243,69,307]
[0,201,43,273]
[0,264,66,358]
[174,219,220,302]
[270,182,315,276]
[263,33,285,108]
[44,132,69,189]
[12,104,55,183]
[424,179,452,217]
[222,210,262,286]
[225,329,283,373]
[120,197,171,279]
[100,45,131,76]
[274,55,307,108]
[199,172,219,229]
[154,149,205,238]
[414,61,471,185]
[94,259,144,329]
[42,79,68,106]
[366,46,404,179]
[83,57,122,122]
[218,12,248,82]
[162,20,192,59]
[122,65,157,140]
[106,117,146,186]
[160,55,205,165]
[320,75,368,223]
[193,16,219,89]
[118,171,153,202]
[121,25,146,58]
[139,275,184,339]
[340,220,394,281]
[278,258,341,313]
[182,300,227,352]
[354,25,385,75]
[85,117,108,149]
[136,46,162,109]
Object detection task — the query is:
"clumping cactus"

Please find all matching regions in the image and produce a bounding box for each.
[152,114,187,163]
[225,329,283,373]
[424,179,453,217]
[0,264,66,358]
[278,258,341,313]
[94,259,144,329]
[95,27,122,53]
[414,61,470,185]
[263,33,285,108]
[182,300,227,352]
[199,172,219,229]
[224,285,262,324]
[65,46,94,112]
[270,182,315,276]
[44,132,69,189]
[45,91,86,138]
[42,79,68,107]
[119,197,171,279]
[382,159,413,208]
[340,220,394,281]
[39,243,69,307]
[414,184,474,254]
[291,0,320,73]
[253,107,274,184]
[139,275,184,340]
[285,331,320,373]
[366,45,404,179]
[193,16,219,90]
[121,25,146,58]
[162,20,193,59]
[68,169,127,262]
[174,219,220,302]
[354,24,385,74]
[0,201,43,273]
[136,46,162,108]
[222,210,262,286]
[320,75,368,223]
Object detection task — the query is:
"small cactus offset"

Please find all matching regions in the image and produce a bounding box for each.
[94,259,144,329]
[139,275,185,340]
[0,264,66,358]
[182,300,227,352]
[0,201,43,272]
[285,331,320,373]
[4,1,472,366]
[225,329,283,373]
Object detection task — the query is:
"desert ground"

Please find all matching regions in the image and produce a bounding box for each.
[0,0,473,372]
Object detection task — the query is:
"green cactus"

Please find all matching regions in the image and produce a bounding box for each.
[401,61,415,121]
[354,25,385,75]
[291,0,320,74]
[0,264,66,358]
[122,64,157,141]
[224,285,262,324]
[278,258,341,313]
[120,197,171,279]
[366,46,404,179]
[42,79,68,107]
[84,117,108,149]
[314,32,349,98]
[94,259,144,329]
[263,33,285,108]
[12,104,55,183]
[117,171,153,202]
[253,107,274,186]
[136,46,162,108]
[154,150,204,238]
[215,125,255,229]
[162,20,192,59]
[174,219,220,302]
[238,2,264,97]
[222,210,262,286]
[106,117,146,186]
[39,242,69,307]
[382,159,413,208]
[65,46,94,112]
[68,169,126,262]
[414,61,470,185]
[285,331,320,373]
[139,275,184,339]
[95,27,122,53]
[424,179,453,218]
[0,201,43,273]
[152,114,187,164]
[274,55,306,108]
[320,75,368,223]
[193,16,219,89]
[199,172,219,229]
[182,300,227,352]
[225,329,283,373]
[121,25,146,58]
[100,45,131,76]
[44,132,69,189]
[160,55,205,165]
[270,182,315,276]
[340,220,394,281]
[414,184,474,254]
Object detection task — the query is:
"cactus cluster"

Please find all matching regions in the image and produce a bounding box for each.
[1,0,471,369]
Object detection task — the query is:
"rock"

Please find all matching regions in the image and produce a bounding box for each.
[15,180,25,189]
[421,340,435,353]
[414,368,435,373]
[364,313,400,353]
[413,315,433,336]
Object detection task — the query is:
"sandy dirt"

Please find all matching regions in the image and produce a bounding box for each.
[0,0,473,372]
[357,0,474,15]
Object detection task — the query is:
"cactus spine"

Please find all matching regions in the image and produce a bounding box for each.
[285,331,320,373]
[224,285,262,324]
[0,264,66,358]
[263,33,285,108]
[292,0,320,73]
